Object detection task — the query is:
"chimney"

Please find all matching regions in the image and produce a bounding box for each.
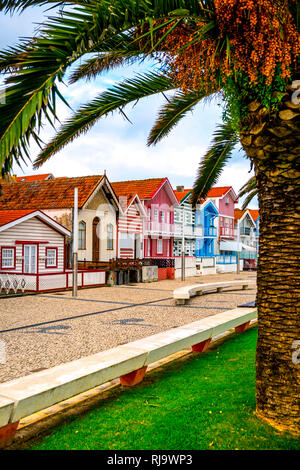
[176,185,184,192]
[119,195,127,211]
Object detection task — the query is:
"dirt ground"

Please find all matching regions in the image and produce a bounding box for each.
[0,271,257,383]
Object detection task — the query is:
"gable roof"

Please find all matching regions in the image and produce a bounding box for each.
[0,210,70,236]
[174,189,192,203]
[234,208,247,223]
[206,186,238,202]
[0,176,104,210]
[111,178,166,200]
[249,209,260,222]
[234,208,256,227]
[16,173,54,182]
[110,183,146,217]
[0,210,35,227]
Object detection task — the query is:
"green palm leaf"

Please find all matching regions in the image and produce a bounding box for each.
[148,88,216,146]
[191,120,239,206]
[33,72,177,168]
[238,176,258,210]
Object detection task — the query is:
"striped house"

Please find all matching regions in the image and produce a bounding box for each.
[0,210,72,292]
[111,182,147,259]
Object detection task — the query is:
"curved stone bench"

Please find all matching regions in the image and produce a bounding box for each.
[0,306,257,447]
[174,280,256,305]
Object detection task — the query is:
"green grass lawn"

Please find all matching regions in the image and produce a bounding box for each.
[28,327,300,450]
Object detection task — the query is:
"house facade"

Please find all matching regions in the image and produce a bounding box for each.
[172,187,218,259]
[205,186,238,259]
[234,209,257,269]
[111,182,147,259]
[0,175,121,265]
[111,178,178,261]
[0,209,106,292]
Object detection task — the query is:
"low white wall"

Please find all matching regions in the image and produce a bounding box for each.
[0,306,257,428]
[216,260,243,273]
[175,256,198,279]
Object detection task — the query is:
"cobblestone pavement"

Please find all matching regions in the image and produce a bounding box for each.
[0,271,257,383]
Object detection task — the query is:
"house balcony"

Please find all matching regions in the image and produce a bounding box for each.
[219,227,237,238]
[204,226,217,237]
[144,221,175,237]
[174,224,203,238]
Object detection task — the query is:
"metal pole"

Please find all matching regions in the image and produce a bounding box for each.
[237,219,240,274]
[181,206,185,281]
[72,187,78,297]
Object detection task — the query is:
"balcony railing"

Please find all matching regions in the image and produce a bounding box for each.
[204,226,217,237]
[174,225,204,238]
[144,221,175,236]
[219,227,237,238]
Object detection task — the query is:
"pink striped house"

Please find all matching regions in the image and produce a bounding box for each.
[111,178,178,275]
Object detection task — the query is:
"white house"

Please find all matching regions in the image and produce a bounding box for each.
[0,210,106,292]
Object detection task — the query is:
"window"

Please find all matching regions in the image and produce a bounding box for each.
[107,223,114,250]
[154,209,159,222]
[225,197,229,205]
[160,211,165,223]
[157,238,163,254]
[148,208,151,220]
[1,247,15,269]
[78,221,86,250]
[46,248,57,268]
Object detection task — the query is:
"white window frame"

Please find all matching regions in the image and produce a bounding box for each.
[46,248,57,268]
[157,238,163,254]
[1,248,15,268]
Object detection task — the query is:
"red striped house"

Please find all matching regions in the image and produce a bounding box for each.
[111,183,147,259]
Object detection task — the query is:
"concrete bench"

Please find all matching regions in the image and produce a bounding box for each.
[0,306,256,447]
[174,280,255,305]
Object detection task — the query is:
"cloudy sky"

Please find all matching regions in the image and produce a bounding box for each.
[0,5,256,206]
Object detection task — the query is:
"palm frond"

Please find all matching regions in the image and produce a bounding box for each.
[238,176,258,210]
[148,88,216,146]
[0,1,90,13]
[0,1,161,175]
[33,72,176,168]
[69,31,147,84]
[191,120,239,206]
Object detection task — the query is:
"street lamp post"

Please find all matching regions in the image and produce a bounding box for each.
[72,187,78,297]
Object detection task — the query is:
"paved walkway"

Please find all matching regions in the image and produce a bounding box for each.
[0,272,256,383]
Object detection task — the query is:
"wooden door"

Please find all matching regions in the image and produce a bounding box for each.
[92,217,100,262]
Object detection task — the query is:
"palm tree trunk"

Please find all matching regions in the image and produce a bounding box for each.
[240,80,300,434]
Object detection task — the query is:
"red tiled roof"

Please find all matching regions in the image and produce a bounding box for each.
[16,173,54,182]
[174,189,192,203]
[206,186,232,198]
[111,178,166,200]
[0,176,104,210]
[0,210,36,227]
[249,209,260,222]
[234,208,247,223]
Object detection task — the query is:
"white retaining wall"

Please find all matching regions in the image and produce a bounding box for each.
[0,307,256,428]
